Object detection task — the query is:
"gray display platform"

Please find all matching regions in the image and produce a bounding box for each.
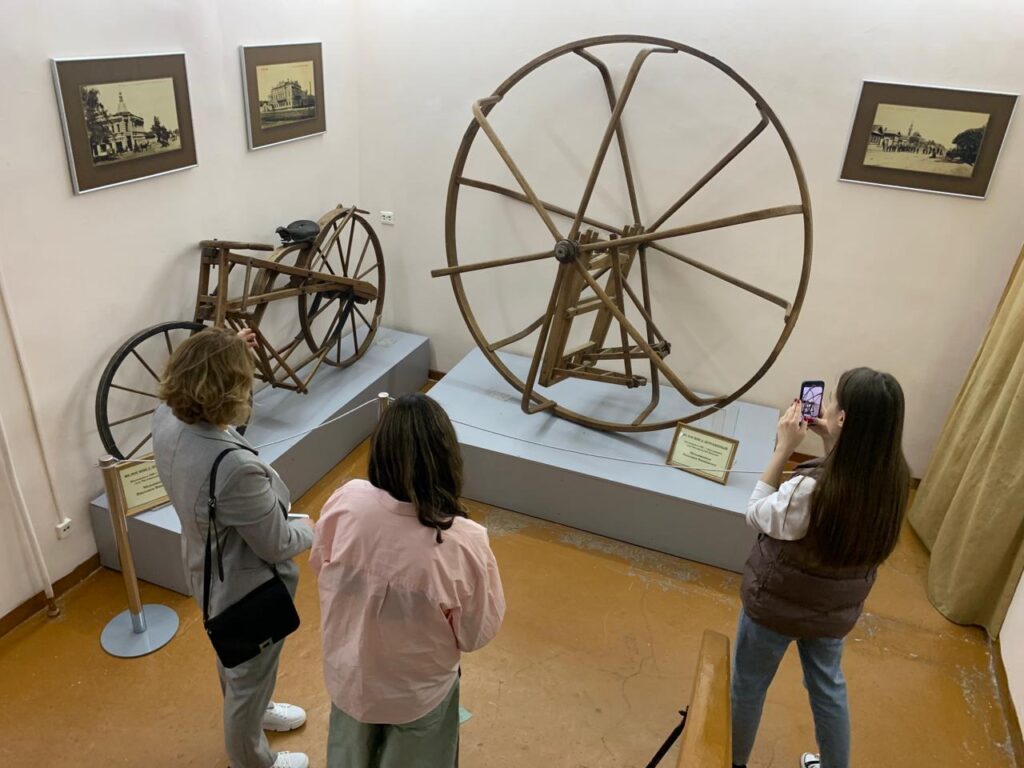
[428,349,780,572]
[90,328,429,595]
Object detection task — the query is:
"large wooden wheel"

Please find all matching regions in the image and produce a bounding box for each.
[434,35,812,432]
[299,207,386,367]
[95,320,205,459]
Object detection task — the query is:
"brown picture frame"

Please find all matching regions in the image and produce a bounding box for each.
[666,423,740,486]
[52,53,197,195]
[840,81,1017,199]
[241,43,326,150]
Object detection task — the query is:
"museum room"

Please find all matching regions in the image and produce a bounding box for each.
[2,1,1023,766]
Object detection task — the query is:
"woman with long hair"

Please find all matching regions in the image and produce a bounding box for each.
[311,393,505,767]
[731,368,910,768]
[153,327,313,768]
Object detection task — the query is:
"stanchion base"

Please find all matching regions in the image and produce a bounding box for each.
[100,604,179,658]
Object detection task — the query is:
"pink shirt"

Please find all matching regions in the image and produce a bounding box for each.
[310,480,505,724]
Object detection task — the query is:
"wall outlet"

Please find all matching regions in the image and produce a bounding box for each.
[380,210,395,226]
[55,518,72,539]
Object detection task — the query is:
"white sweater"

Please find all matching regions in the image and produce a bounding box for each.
[746,476,817,541]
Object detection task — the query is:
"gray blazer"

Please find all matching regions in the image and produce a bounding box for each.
[152,404,313,618]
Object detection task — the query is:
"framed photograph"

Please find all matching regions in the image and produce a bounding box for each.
[52,53,197,194]
[241,43,325,150]
[840,81,1017,199]
[666,423,739,485]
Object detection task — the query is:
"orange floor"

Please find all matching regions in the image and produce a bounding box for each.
[0,440,1018,767]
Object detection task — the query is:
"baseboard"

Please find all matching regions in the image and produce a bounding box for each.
[993,638,1024,767]
[0,554,101,640]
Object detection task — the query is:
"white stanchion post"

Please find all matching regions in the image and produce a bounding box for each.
[377,392,390,420]
[98,456,179,658]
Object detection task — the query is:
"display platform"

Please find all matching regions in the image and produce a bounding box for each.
[428,349,780,572]
[89,328,429,595]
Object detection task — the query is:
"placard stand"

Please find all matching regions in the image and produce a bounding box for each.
[98,455,179,658]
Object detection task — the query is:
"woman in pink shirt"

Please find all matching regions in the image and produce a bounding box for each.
[311,393,505,767]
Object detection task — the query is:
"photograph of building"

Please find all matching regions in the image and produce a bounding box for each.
[863,103,990,178]
[256,60,317,129]
[79,78,181,166]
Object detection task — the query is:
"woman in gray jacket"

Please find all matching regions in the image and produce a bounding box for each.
[153,327,313,768]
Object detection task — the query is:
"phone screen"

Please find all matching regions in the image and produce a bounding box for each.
[800,381,824,421]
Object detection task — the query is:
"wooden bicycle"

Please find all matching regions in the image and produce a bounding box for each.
[96,204,385,459]
[432,35,812,432]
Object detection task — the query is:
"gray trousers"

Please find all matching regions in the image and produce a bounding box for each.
[217,640,284,768]
[327,678,460,768]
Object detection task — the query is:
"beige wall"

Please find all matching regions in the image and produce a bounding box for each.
[355,0,1024,474]
[0,0,362,617]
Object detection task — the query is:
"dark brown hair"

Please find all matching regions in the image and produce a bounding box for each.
[368,393,467,542]
[807,367,911,568]
[159,327,254,427]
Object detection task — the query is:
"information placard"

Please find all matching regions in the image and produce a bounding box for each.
[666,423,739,485]
[117,459,169,516]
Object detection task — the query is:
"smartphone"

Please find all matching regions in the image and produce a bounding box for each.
[287,513,310,520]
[799,380,824,422]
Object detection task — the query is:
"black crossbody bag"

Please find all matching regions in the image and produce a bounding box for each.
[203,446,300,669]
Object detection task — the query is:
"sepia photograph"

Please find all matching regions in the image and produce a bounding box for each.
[80,77,182,166]
[241,43,325,150]
[862,103,989,178]
[256,60,317,129]
[841,81,1018,198]
[52,53,197,194]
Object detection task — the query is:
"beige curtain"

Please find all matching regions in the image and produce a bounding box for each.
[910,244,1024,637]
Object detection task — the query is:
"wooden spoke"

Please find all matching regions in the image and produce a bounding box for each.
[471,101,563,242]
[163,330,173,355]
[578,205,804,252]
[125,432,153,460]
[459,177,623,235]
[349,309,358,357]
[308,295,341,324]
[353,304,372,330]
[569,47,674,240]
[431,248,555,278]
[130,348,160,381]
[109,408,156,427]
[352,236,372,280]
[488,315,546,351]
[648,113,769,232]
[344,219,356,277]
[574,48,641,224]
[356,261,378,281]
[650,242,791,311]
[110,383,160,399]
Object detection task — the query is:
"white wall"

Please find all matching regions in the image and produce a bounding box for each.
[355,0,1024,474]
[0,0,361,618]
[2,0,1024,620]
[1002,573,1024,730]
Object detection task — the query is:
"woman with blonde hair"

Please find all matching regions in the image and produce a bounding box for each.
[153,326,313,768]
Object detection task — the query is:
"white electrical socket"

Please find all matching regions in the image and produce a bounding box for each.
[55,518,72,539]
[380,211,395,226]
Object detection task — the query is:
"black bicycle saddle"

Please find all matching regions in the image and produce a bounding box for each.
[275,220,320,244]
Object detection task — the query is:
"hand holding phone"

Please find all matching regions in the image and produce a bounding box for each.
[799,380,824,422]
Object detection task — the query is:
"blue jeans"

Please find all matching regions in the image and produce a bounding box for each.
[731,609,849,768]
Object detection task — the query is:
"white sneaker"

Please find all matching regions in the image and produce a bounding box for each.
[263,701,307,732]
[272,752,309,768]
[800,754,820,768]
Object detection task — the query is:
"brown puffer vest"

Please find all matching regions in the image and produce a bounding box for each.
[740,464,877,639]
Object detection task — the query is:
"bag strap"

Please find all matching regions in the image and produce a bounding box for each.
[202,445,257,625]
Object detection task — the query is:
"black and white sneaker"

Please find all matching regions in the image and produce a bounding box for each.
[800,754,820,768]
